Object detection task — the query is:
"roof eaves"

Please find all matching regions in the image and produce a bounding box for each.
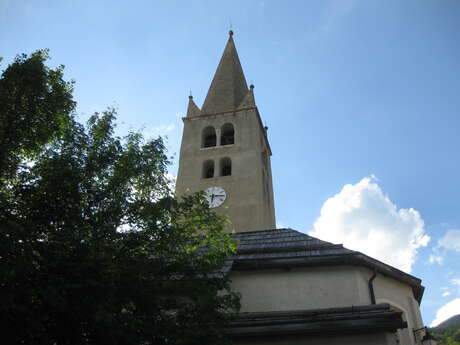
[228,303,407,338]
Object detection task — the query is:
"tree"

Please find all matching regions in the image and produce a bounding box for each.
[0,49,75,178]
[0,52,239,345]
[432,327,460,345]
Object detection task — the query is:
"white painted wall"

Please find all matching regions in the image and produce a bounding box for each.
[230,266,370,312]
[230,265,425,345]
[367,268,424,345]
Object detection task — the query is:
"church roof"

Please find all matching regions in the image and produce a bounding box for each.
[233,228,352,259]
[201,31,249,114]
[231,228,424,303]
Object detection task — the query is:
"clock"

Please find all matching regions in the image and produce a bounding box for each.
[204,186,227,208]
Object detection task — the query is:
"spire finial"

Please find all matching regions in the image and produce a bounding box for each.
[250,84,254,90]
[186,91,202,117]
[229,29,233,37]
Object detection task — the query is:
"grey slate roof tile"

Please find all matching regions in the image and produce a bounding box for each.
[231,228,355,261]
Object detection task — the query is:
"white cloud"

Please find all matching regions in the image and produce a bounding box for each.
[144,121,178,140]
[154,123,176,133]
[310,176,429,273]
[429,254,444,265]
[430,298,460,327]
[452,278,460,293]
[442,291,451,297]
[438,230,460,252]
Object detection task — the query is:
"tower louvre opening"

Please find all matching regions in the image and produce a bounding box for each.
[202,126,217,148]
[221,157,232,176]
[221,123,235,145]
[202,160,215,179]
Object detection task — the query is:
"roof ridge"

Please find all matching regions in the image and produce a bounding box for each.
[237,243,346,255]
[234,228,335,243]
[232,228,286,235]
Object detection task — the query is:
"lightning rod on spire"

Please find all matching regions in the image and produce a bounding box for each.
[229,19,233,36]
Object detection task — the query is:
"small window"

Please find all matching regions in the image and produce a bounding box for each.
[221,123,234,146]
[220,157,232,176]
[202,126,216,148]
[202,160,215,179]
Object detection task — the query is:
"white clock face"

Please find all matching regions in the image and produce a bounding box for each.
[204,186,227,208]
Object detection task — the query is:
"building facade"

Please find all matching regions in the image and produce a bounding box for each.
[175,31,433,345]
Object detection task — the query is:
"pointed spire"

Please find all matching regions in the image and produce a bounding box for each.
[238,84,256,109]
[186,95,201,117]
[201,31,249,114]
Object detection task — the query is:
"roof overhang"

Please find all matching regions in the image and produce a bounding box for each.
[229,303,407,338]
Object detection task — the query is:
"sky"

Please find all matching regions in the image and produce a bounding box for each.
[2,0,460,327]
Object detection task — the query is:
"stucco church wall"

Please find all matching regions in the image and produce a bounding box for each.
[359,267,424,345]
[230,266,424,344]
[230,266,417,345]
[232,331,398,345]
[230,266,371,312]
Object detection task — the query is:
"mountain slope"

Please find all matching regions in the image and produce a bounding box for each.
[430,314,460,344]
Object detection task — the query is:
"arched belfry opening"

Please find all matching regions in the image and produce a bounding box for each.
[220,157,232,176]
[221,123,235,146]
[202,160,215,179]
[202,126,217,148]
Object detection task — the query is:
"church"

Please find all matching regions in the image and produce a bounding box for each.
[175,31,434,345]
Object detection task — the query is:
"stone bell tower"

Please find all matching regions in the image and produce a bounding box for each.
[175,31,275,233]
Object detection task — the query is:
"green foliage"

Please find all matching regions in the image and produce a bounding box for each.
[0,49,75,178]
[431,315,460,345]
[434,330,460,345]
[0,52,239,345]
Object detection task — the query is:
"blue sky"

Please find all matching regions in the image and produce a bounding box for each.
[2,0,460,327]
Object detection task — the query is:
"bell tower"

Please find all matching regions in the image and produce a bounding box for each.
[175,31,275,233]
